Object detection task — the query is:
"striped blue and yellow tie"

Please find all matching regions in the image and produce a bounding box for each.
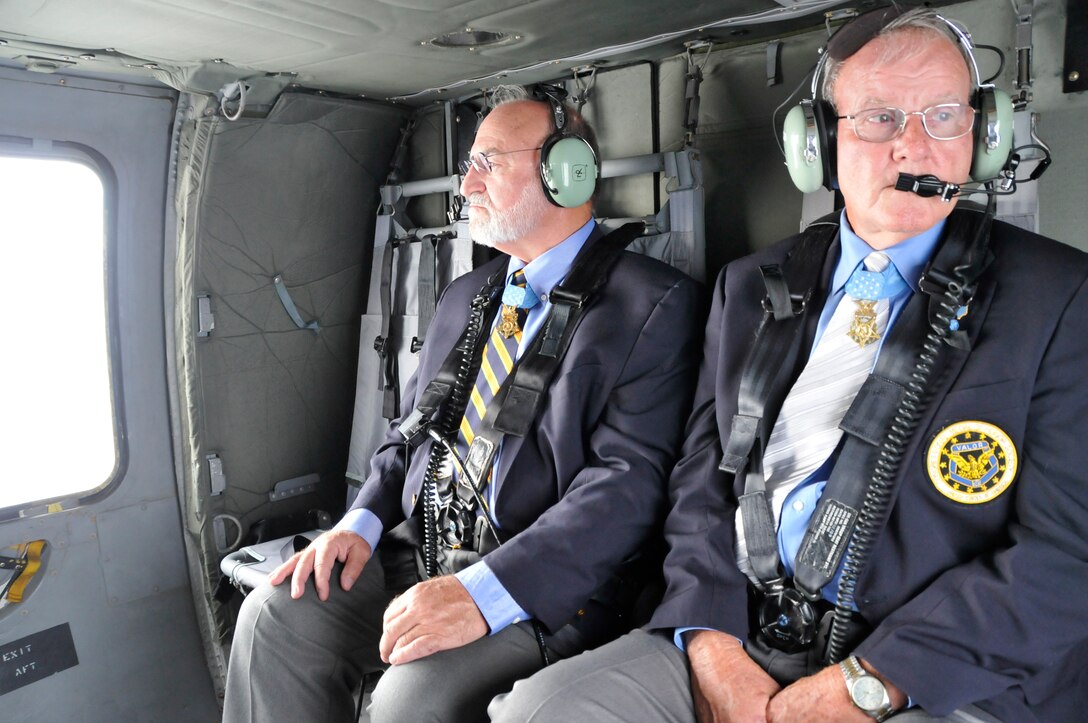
[457,269,537,464]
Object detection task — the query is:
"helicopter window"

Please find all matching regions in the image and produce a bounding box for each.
[0,154,119,511]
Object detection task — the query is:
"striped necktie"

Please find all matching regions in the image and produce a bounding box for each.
[736,251,906,572]
[457,269,537,458]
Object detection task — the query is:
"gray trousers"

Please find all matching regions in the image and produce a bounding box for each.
[222,554,584,722]
[490,629,1002,722]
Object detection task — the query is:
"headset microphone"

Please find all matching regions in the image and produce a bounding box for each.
[895,173,962,202]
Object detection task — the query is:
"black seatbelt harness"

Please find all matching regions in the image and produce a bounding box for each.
[720,208,993,654]
[464,222,645,482]
[399,222,644,461]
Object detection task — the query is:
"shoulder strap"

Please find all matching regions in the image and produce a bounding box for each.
[719,216,840,477]
[397,270,504,446]
[721,215,839,587]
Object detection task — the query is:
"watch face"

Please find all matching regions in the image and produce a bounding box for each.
[852,676,887,710]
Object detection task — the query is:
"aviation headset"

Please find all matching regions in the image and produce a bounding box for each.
[531,85,600,207]
[782,7,1014,194]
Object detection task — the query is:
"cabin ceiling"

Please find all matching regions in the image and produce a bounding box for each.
[0,0,912,104]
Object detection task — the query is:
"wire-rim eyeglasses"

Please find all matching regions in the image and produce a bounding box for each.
[459,146,542,176]
[837,103,976,143]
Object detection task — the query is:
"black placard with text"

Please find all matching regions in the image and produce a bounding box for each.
[0,623,79,695]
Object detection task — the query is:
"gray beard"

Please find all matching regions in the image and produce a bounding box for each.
[466,183,550,249]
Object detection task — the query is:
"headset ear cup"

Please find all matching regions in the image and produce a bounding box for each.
[971,88,1014,181]
[783,100,836,193]
[540,135,598,208]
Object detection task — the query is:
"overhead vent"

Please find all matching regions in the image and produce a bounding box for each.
[426,28,521,50]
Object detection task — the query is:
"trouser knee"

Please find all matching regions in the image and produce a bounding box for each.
[368,661,450,722]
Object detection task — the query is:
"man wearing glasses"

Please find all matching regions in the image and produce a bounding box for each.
[495,8,1088,722]
[223,85,702,722]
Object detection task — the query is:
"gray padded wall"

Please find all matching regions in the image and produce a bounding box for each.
[175,93,408,565]
[582,63,658,219]
[943,0,1088,252]
[659,32,825,278]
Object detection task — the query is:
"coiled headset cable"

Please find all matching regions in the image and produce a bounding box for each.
[826,208,993,664]
[420,285,494,578]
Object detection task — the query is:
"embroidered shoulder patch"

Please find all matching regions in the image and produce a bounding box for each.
[926,421,1018,504]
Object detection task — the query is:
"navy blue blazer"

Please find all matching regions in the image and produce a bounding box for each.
[352,226,702,632]
[651,217,1088,721]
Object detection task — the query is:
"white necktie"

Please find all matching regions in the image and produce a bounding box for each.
[736,251,897,574]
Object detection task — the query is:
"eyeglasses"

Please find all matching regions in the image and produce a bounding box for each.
[458,147,542,176]
[837,103,976,143]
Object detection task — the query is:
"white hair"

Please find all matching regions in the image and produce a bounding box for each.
[821,8,975,109]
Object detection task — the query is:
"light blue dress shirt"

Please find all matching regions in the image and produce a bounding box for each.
[675,211,945,650]
[336,218,596,634]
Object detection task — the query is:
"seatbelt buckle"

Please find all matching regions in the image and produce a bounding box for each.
[397,409,431,447]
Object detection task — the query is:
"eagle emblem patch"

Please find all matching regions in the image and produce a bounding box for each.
[926,421,1018,504]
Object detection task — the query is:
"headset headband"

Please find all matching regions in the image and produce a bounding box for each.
[532,84,569,132]
[812,7,989,99]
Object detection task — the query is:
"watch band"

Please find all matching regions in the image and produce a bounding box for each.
[840,655,894,721]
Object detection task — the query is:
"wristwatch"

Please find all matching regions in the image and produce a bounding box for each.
[840,655,894,721]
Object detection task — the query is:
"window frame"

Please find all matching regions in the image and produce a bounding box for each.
[0,136,128,521]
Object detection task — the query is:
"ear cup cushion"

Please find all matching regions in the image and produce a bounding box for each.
[783,100,838,193]
[540,134,599,208]
[971,88,1014,181]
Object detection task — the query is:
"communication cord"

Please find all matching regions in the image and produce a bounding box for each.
[826,213,990,664]
[420,288,492,578]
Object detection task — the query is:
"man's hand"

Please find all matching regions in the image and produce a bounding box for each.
[267,529,372,601]
[379,575,489,665]
[766,660,907,723]
[686,630,781,723]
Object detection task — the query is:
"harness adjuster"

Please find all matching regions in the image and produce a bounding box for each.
[761,293,807,317]
[548,287,588,309]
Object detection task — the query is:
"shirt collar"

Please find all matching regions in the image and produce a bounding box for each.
[506,217,595,299]
[834,210,946,294]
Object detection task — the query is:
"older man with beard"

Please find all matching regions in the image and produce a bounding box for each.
[222,85,702,722]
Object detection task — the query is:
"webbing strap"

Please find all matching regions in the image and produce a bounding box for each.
[722,218,838,585]
[4,540,46,603]
[413,235,438,353]
[375,239,401,419]
[683,45,709,148]
[273,275,320,331]
[719,218,838,478]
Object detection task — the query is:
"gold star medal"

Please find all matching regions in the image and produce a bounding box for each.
[847,299,881,347]
[497,304,521,338]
